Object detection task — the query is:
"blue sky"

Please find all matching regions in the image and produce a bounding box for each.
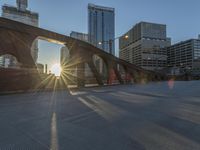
[1,0,200,70]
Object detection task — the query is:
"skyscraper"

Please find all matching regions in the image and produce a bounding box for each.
[88,3,115,55]
[1,0,39,67]
[119,22,171,71]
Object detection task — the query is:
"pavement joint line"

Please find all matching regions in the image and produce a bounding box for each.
[118,91,168,98]
[0,84,125,95]
[68,112,98,123]
[60,110,96,122]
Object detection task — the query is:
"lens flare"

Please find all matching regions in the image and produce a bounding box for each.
[168,79,175,89]
[50,63,62,76]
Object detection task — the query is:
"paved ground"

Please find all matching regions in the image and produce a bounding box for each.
[0,81,200,150]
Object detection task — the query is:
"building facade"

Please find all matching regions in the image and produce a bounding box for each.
[0,57,3,67]
[61,31,88,67]
[68,31,93,77]
[60,47,70,67]
[1,0,39,68]
[119,22,171,71]
[70,31,88,42]
[36,63,44,74]
[165,38,200,76]
[88,3,115,55]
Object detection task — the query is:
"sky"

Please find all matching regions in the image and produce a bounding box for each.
[1,0,200,70]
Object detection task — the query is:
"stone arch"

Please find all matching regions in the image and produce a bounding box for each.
[30,36,40,63]
[0,28,37,68]
[0,17,164,89]
[117,63,134,84]
[97,58,124,85]
[91,54,108,84]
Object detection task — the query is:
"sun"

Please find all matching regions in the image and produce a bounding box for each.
[50,63,62,76]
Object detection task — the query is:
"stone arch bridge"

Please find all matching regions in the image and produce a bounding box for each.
[0,17,164,91]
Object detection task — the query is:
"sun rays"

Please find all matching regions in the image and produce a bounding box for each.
[50,63,62,77]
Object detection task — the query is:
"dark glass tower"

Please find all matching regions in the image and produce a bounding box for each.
[88,4,115,55]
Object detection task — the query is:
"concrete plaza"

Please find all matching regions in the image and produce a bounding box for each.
[0,81,200,150]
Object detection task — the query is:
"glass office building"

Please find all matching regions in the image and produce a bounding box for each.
[88,4,115,55]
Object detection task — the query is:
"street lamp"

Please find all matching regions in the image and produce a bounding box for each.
[98,35,129,55]
[124,35,129,39]
[98,42,102,45]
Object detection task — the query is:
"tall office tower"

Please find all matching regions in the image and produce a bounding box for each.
[165,37,200,76]
[119,22,171,71]
[1,0,39,68]
[88,3,115,55]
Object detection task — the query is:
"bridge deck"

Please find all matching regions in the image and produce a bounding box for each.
[0,81,200,150]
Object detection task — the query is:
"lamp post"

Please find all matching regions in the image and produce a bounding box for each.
[98,35,129,55]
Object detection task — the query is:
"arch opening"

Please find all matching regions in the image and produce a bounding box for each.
[0,54,21,69]
[92,54,108,85]
[33,38,72,89]
[117,64,133,84]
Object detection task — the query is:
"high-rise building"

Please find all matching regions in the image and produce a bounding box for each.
[70,31,88,42]
[1,0,39,67]
[36,63,44,74]
[165,38,200,76]
[119,22,171,71]
[60,47,70,67]
[88,3,115,55]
